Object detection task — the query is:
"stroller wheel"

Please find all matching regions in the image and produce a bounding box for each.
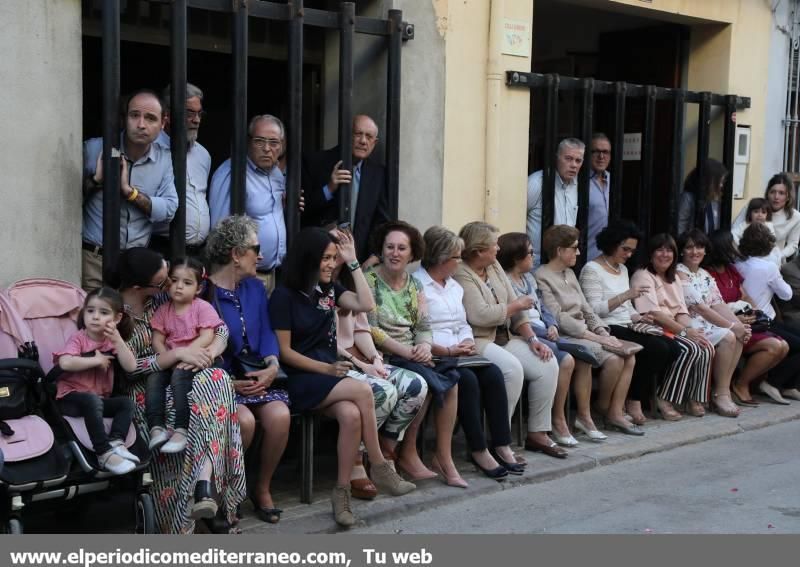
[134,493,157,534]
[6,518,23,534]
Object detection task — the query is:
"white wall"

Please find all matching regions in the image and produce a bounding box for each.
[763,0,793,184]
[0,0,83,286]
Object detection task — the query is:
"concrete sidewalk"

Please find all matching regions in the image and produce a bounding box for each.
[239,400,800,534]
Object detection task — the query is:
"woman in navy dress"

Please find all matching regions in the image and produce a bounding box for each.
[269,227,415,527]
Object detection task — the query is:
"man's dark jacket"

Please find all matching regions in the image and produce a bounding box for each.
[301,146,391,261]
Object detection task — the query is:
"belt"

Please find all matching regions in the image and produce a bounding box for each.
[82,242,103,255]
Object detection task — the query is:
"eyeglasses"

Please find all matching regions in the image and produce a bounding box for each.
[246,244,261,255]
[251,137,282,149]
[591,150,611,157]
[564,244,579,250]
[186,109,206,120]
[143,276,169,291]
[526,249,535,257]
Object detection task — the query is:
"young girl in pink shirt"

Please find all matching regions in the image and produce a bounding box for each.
[148,258,223,454]
[54,287,138,475]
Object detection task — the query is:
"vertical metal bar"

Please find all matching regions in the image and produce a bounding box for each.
[286,0,304,247]
[101,0,121,282]
[721,94,737,230]
[576,78,593,265]
[640,85,657,240]
[669,90,686,236]
[541,74,559,243]
[230,0,249,216]
[385,9,403,220]
[169,0,188,260]
[610,82,626,221]
[793,41,800,172]
[694,91,712,230]
[338,2,355,223]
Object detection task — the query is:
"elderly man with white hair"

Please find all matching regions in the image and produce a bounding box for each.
[209,114,287,292]
[526,137,586,265]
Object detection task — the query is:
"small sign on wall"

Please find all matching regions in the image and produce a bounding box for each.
[623,133,642,161]
[501,19,531,57]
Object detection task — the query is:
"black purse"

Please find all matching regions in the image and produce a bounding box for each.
[735,306,772,333]
[232,351,288,386]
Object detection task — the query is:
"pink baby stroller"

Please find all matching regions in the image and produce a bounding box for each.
[1,279,156,533]
[0,288,71,534]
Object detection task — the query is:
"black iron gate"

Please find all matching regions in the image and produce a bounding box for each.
[506,71,751,257]
[98,0,413,278]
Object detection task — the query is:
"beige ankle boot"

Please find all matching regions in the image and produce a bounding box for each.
[369,461,416,496]
[331,485,356,527]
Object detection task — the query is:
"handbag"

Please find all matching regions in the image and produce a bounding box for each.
[750,310,772,333]
[628,322,664,336]
[555,341,601,366]
[0,370,28,422]
[431,355,493,368]
[601,339,644,357]
[232,352,288,385]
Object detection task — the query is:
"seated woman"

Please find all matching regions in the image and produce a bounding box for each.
[365,221,465,486]
[735,223,800,404]
[270,227,415,527]
[498,232,579,445]
[631,234,714,420]
[675,229,746,417]
[415,226,522,478]
[454,222,561,459]
[579,220,682,426]
[115,248,245,534]
[203,216,291,524]
[704,229,790,406]
[535,225,637,436]
[334,244,428,499]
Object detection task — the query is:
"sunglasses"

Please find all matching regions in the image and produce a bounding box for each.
[246,244,261,255]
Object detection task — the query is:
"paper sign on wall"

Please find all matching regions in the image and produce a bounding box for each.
[623,133,642,161]
[502,19,531,57]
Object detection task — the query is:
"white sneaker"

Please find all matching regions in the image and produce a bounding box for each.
[160,428,188,453]
[110,439,140,464]
[98,450,136,475]
[758,381,790,405]
[148,426,170,451]
[781,388,800,401]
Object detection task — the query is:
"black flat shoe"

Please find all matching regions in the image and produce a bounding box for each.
[191,480,218,520]
[250,495,282,524]
[468,455,508,481]
[201,509,237,534]
[489,449,525,475]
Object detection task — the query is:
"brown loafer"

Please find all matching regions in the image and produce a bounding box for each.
[350,477,378,500]
[524,439,568,459]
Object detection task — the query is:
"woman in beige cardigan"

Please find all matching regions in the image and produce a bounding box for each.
[535,225,638,436]
[454,222,563,459]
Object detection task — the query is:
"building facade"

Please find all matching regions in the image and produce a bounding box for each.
[0,0,791,285]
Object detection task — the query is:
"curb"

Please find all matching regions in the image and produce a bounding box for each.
[241,403,800,534]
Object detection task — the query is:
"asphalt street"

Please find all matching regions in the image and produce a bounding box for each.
[352,420,800,534]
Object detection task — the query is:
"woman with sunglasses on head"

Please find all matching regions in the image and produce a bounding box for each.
[114,247,245,534]
[270,226,415,527]
[203,216,291,525]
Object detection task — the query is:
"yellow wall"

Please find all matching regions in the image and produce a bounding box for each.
[436,0,774,231]
[438,0,534,233]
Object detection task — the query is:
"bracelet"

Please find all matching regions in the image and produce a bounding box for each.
[526,335,538,344]
[127,187,139,202]
[347,260,361,272]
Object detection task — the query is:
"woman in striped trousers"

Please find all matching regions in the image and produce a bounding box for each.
[630,234,713,420]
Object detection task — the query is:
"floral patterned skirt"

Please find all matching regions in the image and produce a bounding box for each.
[124,367,246,534]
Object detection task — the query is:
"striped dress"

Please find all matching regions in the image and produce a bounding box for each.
[124,293,246,534]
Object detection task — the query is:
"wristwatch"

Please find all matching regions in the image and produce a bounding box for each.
[678,327,688,338]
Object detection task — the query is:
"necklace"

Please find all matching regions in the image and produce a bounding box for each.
[602,256,621,274]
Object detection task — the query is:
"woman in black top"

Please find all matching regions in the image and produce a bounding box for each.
[269,227,415,527]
